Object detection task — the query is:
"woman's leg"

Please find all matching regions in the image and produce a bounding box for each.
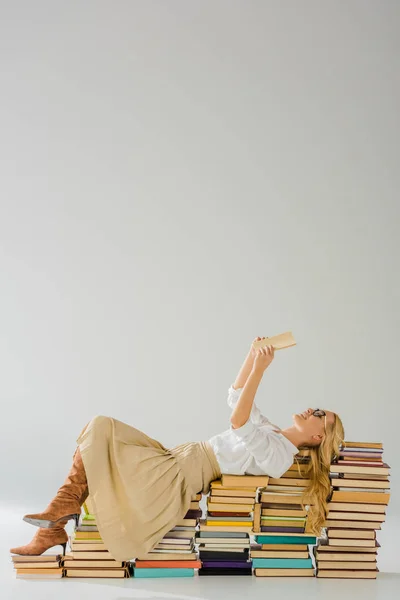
[10,446,88,556]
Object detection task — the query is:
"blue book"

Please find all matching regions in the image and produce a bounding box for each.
[252,558,313,569]
[255,535,317,545]
[134,568,194,578]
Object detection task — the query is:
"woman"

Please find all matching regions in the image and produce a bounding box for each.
[10,337,344,561]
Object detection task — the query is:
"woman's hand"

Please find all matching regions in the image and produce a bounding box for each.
[253,345,275,373]
[250,336,268,358]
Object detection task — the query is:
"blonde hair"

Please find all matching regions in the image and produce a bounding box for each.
[294,413,345,536]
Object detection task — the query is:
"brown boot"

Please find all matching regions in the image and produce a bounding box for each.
[10,526,69,556]
[23,447,88,529]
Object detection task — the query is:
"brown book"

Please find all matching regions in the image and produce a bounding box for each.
[316,569,378,578]
[327,511,386,522]
[327,539,377,548]
[255,568,314,577]
[136,552,197,560]
[252,331,296,351]
[262,508,307,517]
[164,530,196,539]
[11,554,61,563]
[342,442,383,449]
[13,562,60,569]
[280,469,309,478]
[261,494,305,505]
[318,561,377,570]
[65,568,129,578]
[268,478,310,487]
[341,473,389,480]
[210,480,257,491]
[328,529,375,539]
[208,512,250,517]
[316,552,377,562]
[209,496,256,505]
[207,502,253,512]
[198,522,252,533]
[318,542,379,552]
[330,464,390,476]
[211,489,257,498]
[253,502,261,533]
[284,464,309,474]
[221,474,269,488]
[63,560,123,568]
[156,544,194,551]
[330,490,390,504]
[15,568,63,577]
[71,551,114,560]
[324,520,381,530]
[252,550,310,559]
[327,502,386,514]
[74,531,102,540]
[331,479,390,489]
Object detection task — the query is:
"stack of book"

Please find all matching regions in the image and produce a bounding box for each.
[11,554,63,579]
[133,493,203,578]
[315,440,390,580]
[251,450,316,577]
[196,474,268,576]
[63,511,131,578]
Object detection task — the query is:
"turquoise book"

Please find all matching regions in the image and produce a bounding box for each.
[134,568,195,578]
[255,535,317,545]
[252,558,313,569]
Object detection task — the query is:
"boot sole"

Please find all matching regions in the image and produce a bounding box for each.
[23,514,80,528]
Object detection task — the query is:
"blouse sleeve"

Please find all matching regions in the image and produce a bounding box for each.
[229,418,295,479]
[227,384,280,429]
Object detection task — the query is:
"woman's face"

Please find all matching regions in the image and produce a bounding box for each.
[292,408,336,443]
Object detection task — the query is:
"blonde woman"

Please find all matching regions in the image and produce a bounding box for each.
[10,337,344,560]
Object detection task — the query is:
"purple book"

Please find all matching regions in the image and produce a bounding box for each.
[201,561,252,569]
[261,526,305,533]
[184,509,202,519]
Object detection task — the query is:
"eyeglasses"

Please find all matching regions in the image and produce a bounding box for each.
[313,408,327,434]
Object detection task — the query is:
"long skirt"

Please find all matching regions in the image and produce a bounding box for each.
[76,415,221,562]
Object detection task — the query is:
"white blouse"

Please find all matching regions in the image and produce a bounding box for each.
[207,383,299,479]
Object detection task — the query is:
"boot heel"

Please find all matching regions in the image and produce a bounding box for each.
[61,542,67,556]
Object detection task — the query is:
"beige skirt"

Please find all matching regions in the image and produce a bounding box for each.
[76,415,221,562]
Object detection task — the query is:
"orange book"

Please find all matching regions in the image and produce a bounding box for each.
[135,560,201,568]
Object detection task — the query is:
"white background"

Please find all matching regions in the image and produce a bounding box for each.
[0,0,399,591]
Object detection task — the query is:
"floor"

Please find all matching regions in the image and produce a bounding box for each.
[2,504,399,600]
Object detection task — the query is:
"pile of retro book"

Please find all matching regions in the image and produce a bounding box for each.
[196,473,268,576]
[251,448,317,577]
[314,440,390,579]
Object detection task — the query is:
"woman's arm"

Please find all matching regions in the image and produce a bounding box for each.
[233,336,265,389]
[230,369,264,428]
[230,345,275,429]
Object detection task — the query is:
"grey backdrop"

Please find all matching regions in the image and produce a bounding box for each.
[0,0,399,529]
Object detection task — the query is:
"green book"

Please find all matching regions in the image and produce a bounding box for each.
[134,568,194,578]
[255,535,316,545]
[252,558,313,569]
